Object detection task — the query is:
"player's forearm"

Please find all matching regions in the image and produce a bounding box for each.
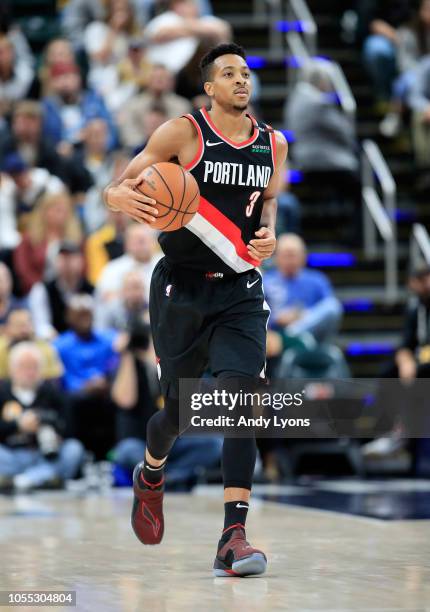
[260,197,277,233]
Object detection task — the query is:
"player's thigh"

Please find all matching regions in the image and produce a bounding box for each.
[149,259,209,396]
[209,310,269,378]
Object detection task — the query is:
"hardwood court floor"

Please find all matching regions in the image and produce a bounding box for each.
[0,488,429,612]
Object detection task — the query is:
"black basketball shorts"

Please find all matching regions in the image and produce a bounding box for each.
[149,258,270,400]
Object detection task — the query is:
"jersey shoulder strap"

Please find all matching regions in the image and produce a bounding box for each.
[254,118,278,168]
[181,108,278,167]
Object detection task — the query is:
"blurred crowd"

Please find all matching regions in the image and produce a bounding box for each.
[0,0,237,492]
[348,0,430,188]
[0,0,429,491]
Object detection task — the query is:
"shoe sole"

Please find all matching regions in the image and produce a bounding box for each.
[213,552,267,577]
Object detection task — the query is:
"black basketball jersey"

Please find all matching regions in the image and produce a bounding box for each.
[158,107,277,274]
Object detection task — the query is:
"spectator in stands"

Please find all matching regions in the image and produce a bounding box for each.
[53,294,118,458]
[133,0,214,27]
[85,210,128,286]
[0,161,22,251]
[0,34,33,119]
[0,153,64,252]
[0,3,34,68]
[95,269,148,331]
[0,161,21,251]
[118,64,191,149]
[29,38,76,99]
[285,60,361,240]
[389,265,430,381]
[359,0,412,104]
[111,324,222,488]
[83,0,141,112]
[61,0,105,51]
[130,103,170,155]
[286,61,359,178]
[0,263,26,329]
[0,100,92,196]
[54,294,118,392]
[263,234,343,344]
[0,309,63,380]
[0,342,84,491]
[78,120,128,232]
[362,265,430,460]
[28,242,93,339]
[116,38,152,100]
[95,223,161,304]
[408,54,430,187]
[42,62,117,153]
[380,0,430,137]
[13,190,82,295]
[144,0,231,74]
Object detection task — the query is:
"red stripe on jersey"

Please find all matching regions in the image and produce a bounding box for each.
[183,114,204,170]
[198,196,260,266]
[201,107,259,149]
[269,128,277,167]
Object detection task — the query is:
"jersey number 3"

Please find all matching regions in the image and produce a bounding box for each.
[246,191,261,218]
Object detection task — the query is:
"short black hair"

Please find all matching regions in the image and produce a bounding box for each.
[199,43,247,82]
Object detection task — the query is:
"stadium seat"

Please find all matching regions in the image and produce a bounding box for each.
[278,343,351,380]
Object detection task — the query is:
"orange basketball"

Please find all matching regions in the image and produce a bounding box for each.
[136,162,200,231]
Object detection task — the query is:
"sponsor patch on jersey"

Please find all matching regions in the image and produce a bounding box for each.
[205,271,224,280]
[251,144,271,154]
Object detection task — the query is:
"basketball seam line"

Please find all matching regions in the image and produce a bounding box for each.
[151,164,184,231]
[178,168,200,229]
[181,188,200,226]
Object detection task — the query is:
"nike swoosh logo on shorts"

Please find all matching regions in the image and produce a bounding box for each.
[236,503,249,509]
[206,140,223,147]
[246,279,260,289]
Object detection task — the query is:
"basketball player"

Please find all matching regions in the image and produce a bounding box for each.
[104,43,287,577]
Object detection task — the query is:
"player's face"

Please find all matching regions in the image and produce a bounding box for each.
[206,54,252,112]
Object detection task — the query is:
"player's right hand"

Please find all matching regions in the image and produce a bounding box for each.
[106,177,159,225]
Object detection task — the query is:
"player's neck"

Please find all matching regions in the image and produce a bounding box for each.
[207,105,252,142]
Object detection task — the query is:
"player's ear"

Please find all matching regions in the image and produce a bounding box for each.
[204,81,214,97]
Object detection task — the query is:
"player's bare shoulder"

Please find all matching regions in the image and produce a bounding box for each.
[273,130,288,165]
[146,116,199,167]
[151,116,196,144]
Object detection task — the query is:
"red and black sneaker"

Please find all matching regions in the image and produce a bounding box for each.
[131,463,165,545]
[213,524,267,577]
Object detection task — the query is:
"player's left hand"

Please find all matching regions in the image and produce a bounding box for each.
[247,227,276,262]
